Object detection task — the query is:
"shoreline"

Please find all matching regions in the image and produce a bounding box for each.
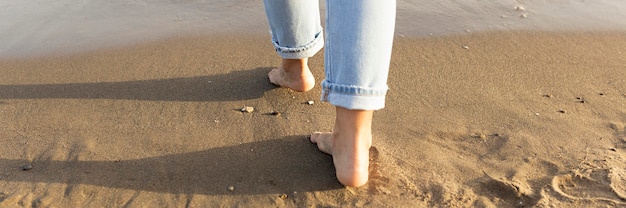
[2,0,626,58]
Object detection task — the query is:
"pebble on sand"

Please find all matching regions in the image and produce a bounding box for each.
[307,101,314,105]
[279,194,288,200]
[228,186,235,191]
[22,164,32,171]
[471,132,486,139]
[241,106,254,113]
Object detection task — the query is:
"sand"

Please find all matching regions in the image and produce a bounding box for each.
[1,31,625,207]
[2,1,626,207]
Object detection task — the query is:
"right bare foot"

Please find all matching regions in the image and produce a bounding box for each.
[268,58,315,92]
[310,108,373,187]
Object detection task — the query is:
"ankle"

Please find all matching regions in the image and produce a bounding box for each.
[334,107,373,144]
[282,58,308,72]
[332,130,371,151]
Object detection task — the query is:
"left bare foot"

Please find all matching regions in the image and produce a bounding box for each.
[268,58,315,92]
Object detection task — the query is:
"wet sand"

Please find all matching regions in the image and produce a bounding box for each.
[1,0,626,207]
[2,0,626,58]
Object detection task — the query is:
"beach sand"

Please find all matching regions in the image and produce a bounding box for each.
[2,1,626,207]
[1,31,625,207]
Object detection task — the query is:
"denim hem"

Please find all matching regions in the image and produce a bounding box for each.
[320,80,387,110]
[271,31,324,59]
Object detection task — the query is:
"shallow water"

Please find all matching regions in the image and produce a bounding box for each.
[1,0,625,58]
[396,0,626,36]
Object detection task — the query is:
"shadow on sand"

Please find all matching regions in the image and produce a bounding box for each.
[0,136,342,195]
[0,67,276,102]
[0,67,344,194]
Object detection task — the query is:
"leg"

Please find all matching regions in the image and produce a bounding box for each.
[322,0,396,109]
[263,0,323,92]
[312,0,396,187]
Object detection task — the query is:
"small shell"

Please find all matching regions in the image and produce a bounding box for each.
[307,101,314,105]
[228,186,235,191]
[462,45,469,49]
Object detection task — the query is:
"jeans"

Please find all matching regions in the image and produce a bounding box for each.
[263,0,396,110]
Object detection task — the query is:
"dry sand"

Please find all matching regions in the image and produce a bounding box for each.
[2,0,626,207]
[1,31,625,207]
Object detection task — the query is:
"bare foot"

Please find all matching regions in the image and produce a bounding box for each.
[310,108,373,187]
[268,58,315,92]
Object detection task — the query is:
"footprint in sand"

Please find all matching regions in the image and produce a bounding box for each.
[472,157,561,207]
[366,146,391,195]
[551,168,626,205]
[350,145,418,198]
[550,122,626,205]
[477,171,537,206]
[609,122,626,148]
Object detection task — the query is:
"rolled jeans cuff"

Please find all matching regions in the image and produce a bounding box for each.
[321,80,387,110]
[271,31,324,59]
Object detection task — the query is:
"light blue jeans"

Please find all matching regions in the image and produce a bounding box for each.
[263,0,396,110]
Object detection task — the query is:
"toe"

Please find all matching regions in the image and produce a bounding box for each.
[310,132,333,155]
[310,131,324,144]
[268,68,282,86]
